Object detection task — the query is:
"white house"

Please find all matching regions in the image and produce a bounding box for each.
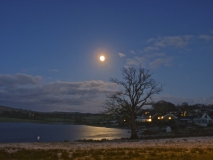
[194,112,213,127]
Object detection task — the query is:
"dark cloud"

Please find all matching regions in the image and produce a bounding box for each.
[0,74,117,112]
[0,73,42,87]
[0,73,212,112]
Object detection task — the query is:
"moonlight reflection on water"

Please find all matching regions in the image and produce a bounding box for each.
[0,122,130,143]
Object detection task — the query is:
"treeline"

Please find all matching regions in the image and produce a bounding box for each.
[0,106,97,123]
[152,100,213,114]
[1,101,213,123]
[0,111,72,120]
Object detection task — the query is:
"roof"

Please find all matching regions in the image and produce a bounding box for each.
[178,116,197,120]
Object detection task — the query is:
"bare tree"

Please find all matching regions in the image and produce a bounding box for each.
[103,66,163,139]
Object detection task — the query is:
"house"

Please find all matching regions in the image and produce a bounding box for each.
[177,116,196,127]
[139,109,154,116]
[194,112,213,127]
[197,108,213,116]
[157,113,178,122]
[110,120,119,124]
[152,113,162,121]
[135,114,152,123]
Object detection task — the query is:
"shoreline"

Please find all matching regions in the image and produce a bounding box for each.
[1,136,213,150]
[1,137,213,159]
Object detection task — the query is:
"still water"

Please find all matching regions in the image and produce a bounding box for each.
[0,122,130,143]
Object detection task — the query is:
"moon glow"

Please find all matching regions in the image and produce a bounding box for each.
[100,55,105,61]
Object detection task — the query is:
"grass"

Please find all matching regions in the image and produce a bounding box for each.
[0,117,40,123]
[42,117,75,123]
[0,117,75,124]
[1,147,213,160]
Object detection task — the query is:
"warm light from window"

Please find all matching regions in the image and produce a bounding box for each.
[146,119,152,122]
[168,117,171,120]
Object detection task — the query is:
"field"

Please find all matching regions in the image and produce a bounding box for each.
[0,117,75,124]
[0,117,40,123]
[1,136,213,159]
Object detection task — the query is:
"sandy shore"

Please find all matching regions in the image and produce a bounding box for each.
[1,136,213,150]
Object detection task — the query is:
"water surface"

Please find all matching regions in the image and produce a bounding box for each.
[0,122,130,143]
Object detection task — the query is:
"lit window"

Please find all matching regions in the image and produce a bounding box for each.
[168,117,171,120]
[161,116,164,119]
[158,117,161,119]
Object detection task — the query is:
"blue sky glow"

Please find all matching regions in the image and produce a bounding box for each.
[0,0,213,112]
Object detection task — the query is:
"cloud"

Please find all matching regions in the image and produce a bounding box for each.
[123,35,195,69]
[142,46,159,53]
[199,34,213,41]
[126,56,146,67]
[1,73,212,112]
[149,57,174,69]
[125,52,173,69]
[130,50,136,54]
[118,52,126,57]
[48,69,60,72]
[0,75,118,112]
[147,35,194,48]
[0,73,42,87]
[123,34,203,69]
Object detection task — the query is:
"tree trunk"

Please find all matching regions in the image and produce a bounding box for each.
[130,115,139,139]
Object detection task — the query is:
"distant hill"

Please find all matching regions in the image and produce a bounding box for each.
[0,105,28,112]
[0,105,106,124]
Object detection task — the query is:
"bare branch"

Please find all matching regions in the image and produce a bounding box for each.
[102,66,163,139]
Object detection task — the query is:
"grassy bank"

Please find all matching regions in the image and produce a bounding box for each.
[1,146,213,160]
[0,117,40,123]
[1,136,213,160]
[0,117,75,124]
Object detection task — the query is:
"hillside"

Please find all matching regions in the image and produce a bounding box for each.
[0,105,26,112]
[0,105,112,126]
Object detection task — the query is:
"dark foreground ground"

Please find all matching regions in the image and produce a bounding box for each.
[1,136,213,160]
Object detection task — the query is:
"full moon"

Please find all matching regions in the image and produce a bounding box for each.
[100,55,105,61]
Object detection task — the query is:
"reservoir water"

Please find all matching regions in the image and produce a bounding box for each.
[0,122,130,143]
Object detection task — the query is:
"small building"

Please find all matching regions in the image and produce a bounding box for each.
[194,112,213,127]
[135,115,152,123]
[152,113,162,119]
[158,113,178,122]
[177,116,196,127]
[162,126,172,133]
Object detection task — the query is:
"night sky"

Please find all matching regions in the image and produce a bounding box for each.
[1,0,213,113]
